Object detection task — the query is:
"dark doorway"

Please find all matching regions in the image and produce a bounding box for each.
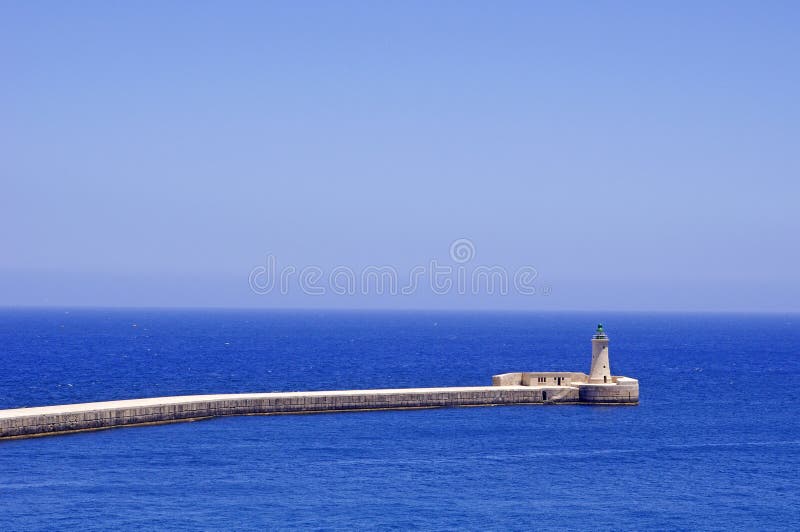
[542,391,547,401]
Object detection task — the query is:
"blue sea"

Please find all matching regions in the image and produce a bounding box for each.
[1,309,798,530]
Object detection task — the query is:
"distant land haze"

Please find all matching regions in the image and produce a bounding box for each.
[0,269,795,312]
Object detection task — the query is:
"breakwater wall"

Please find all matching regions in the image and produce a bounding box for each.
[0,385,590,440]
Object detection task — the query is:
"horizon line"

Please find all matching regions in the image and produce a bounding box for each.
[1,304,798,315]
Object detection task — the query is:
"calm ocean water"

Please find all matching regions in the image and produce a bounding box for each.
[1,309,798,530]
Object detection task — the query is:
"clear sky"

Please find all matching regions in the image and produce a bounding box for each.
[2,1,798,311]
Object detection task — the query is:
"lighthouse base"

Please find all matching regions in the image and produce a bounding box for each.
[492,373,639,404]
[578,378,639,403]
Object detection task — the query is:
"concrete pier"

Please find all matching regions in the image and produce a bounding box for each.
[0,325,639,440]
[0,383,629,441]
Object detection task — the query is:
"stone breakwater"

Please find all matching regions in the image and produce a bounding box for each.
[0,326,639,440]
[0,382,635,440]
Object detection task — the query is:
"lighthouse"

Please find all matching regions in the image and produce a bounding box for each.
[589,323,612,384]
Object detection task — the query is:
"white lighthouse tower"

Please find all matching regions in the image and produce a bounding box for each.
[589,324,612,384]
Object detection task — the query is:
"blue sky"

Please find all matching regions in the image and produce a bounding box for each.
[2,1,798,311]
